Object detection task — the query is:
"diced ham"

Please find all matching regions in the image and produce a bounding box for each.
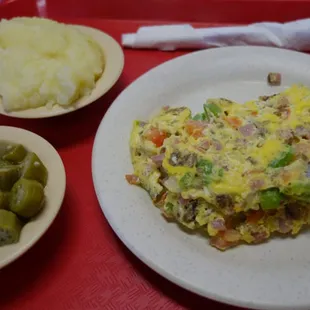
[178,196,189,206]
[250,179,265,190]
[211,219,226,231]
[267,72,281,86]
[239,124,255,137]
[278,218,292,234]
[151,153,165,166]
[212,140,223,151]
[295,126,310,139]
[251,230,268,243]
[196,140,210,153]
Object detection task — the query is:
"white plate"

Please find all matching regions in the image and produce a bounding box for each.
[92,47,310,310]
[0,25,124,119]
[0,126,66,268]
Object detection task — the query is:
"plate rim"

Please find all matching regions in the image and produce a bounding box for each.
[92,46,310,310]
[0,24,125,119]
[0,126,66,269]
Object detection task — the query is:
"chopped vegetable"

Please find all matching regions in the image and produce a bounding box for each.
[197,159,213,174]
[260,188,283,210]
[179,172,195,190]
[197,159,213,184]
[125,174,140,185]
[184,120,206,138]
[204,103,222,119]
[218,168,224,177]
[269,145,294,168]
[225,116,242,128]
[192,113,206,121]
[145,128,167,147]
[165,202,174,211]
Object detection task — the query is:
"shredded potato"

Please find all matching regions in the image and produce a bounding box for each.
[0,17,105,112]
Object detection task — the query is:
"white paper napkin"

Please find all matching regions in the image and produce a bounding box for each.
[122,19,310,51]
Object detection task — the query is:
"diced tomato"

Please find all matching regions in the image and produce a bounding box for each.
[185,120,206,139]
[251,111,258,116]
[145,128,167,147]
[247,210,264,224]
[225,116,242,128]
[125,174,140,185]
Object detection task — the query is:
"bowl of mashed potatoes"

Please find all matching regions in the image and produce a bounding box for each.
[0,17,124,118]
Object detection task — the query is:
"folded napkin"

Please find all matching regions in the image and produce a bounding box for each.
[122,19,310,51]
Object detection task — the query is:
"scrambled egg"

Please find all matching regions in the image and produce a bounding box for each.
[127,85,310,250]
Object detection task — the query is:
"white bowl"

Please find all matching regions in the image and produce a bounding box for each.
[0,25,124,119]
[0,126,66,268]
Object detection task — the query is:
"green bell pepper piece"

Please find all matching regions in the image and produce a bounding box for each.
[204,103,222,119]
[179,172,195,190]
[260,188,283,210]
[269,146,294,168]
[193,113,206,121]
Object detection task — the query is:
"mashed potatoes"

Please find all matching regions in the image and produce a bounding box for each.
[0,17,105,112]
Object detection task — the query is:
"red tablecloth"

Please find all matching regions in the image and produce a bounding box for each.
[0,18,241,310]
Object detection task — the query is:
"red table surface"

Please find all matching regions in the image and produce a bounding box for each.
[0,18,242,310]
[0,3,309,310]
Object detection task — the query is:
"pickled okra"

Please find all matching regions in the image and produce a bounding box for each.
[10,178,45,218]
[0,192,10,210]
[0,165,20,191]
[0,140,48,246]
[0,209,22,246]
[2,144,27,163]
[21,152,48,186]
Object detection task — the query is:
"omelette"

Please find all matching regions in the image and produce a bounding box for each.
[126,84,310,250]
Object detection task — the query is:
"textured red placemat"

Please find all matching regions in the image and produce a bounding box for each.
[0,19,241,310]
